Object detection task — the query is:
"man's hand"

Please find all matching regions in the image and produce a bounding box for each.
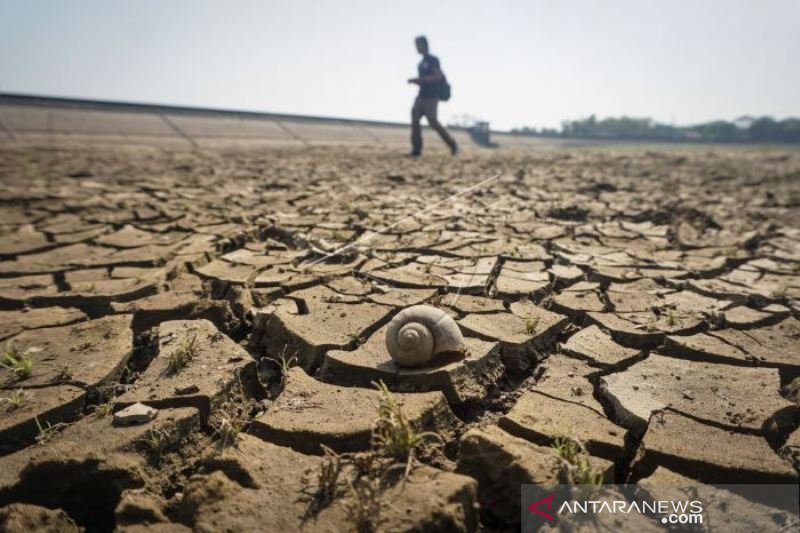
[407,77,420,85]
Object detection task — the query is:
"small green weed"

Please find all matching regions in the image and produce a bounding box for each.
[210,406,247,449]
[664,309,681,327]
[552,437,603,486]
[55,365,74,382]
[78,334,99,351]
[523,315,540,335]
[371,381,443,477]
[35,417,67,445]
[2,343,34,380]
[2,389,26,411]
[91,401,114,417]
[138,427,173,464]
[167,335,198,374]
[210,379,249,448]
[278,349,298,382]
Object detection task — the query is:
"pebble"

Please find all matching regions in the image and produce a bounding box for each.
[113,402,158,426]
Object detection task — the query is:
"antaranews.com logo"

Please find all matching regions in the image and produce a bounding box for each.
[521,484,799,532]
[527,492,702,524]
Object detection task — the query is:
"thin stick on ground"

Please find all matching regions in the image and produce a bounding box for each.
[308,171,502,266]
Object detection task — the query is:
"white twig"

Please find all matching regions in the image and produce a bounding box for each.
[308,170,502,266]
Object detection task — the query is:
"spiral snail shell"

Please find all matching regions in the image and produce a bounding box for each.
[385,305,466,368]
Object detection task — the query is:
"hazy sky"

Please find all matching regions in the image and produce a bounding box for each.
[1,0,798,130]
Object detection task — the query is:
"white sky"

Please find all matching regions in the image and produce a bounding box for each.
[1,0,798,131]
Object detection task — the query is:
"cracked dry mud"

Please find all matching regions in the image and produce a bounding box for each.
[0,145,799,532]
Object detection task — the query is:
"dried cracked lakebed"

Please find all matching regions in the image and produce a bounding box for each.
[0,145,799,532]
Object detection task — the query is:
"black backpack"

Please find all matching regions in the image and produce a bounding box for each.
[439,77,451,102]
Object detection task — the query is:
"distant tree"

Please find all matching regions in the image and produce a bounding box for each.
[777,119,800,142]
[748,117,786,142]
[689,121,741,142]
[511,114,800,143]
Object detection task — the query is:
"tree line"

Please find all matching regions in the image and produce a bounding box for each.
[511,115,800,143]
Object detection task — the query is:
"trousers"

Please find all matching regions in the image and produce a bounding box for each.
[411,97,456,154]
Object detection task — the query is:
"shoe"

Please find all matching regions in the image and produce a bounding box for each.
[450,143,459,156]
[407,152,421,158]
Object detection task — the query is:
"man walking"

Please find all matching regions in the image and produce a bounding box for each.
[408,36,458,157]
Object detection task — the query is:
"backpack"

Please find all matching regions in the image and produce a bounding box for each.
[439,77,451,102]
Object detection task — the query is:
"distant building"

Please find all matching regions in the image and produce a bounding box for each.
[468,121,491,146]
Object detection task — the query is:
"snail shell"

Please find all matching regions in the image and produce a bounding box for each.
[385,305,466,368]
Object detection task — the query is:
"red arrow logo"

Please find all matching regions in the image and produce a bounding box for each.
[528,494,555,521]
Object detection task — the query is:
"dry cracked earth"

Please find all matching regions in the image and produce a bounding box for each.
[0,144,799,532]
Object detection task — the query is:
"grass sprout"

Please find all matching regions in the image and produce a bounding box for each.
[35,417,67,445]
[301,383,446,522]
[316,444,343,506]
[371,380,443,477]
[664,308,682,327]
[277,347,298,383]
[138,426,174,464]
[523,315,541,335]
[167,334,198,374]
[91,401,114,417]
[2,389,26,411]
[210,407,247,449]
[210,380,249,449]
[55,364,74,382]
[552,437,604,486]
[2,343,34,380]
[343,477,381,533]
[78,334,99,351]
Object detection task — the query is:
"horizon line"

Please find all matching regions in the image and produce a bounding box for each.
[2,92,795,134]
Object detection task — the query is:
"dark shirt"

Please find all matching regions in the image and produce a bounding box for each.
[417,54,442,99]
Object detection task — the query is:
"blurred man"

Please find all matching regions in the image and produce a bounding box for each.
[407,36,458,157]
